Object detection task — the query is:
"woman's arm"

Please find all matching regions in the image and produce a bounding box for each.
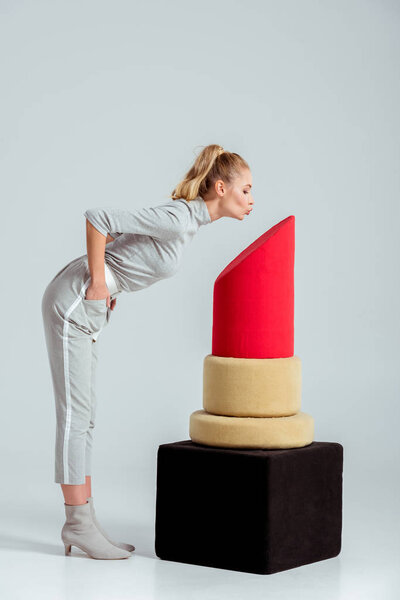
[85,219,110,303]
[83,201,188,241]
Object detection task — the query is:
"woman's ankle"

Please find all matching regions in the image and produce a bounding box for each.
[61,482,88,505]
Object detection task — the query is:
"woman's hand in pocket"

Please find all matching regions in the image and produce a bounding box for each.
[85,283,110,307]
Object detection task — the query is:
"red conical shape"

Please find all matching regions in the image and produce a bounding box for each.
[212,215,295,358]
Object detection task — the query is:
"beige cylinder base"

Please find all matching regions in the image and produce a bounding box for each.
[189,409,314,449]
[203,354,302,417]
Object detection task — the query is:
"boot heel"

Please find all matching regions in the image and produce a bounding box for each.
[64,543,72,555]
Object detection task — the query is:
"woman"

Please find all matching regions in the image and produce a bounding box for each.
[41,144,254,560]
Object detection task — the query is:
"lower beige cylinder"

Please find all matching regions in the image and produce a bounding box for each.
[203,354,302,417]
[189,409,314,449]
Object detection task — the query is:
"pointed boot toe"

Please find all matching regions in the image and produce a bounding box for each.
[87,496,136,552]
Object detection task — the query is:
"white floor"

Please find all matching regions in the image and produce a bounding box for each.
[0,466,398,600]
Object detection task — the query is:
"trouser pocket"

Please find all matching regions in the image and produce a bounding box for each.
[81,298,108,337]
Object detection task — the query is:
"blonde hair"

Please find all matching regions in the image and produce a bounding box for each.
[170,144,250,202]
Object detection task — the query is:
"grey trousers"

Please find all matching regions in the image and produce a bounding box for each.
[41,254,121,485]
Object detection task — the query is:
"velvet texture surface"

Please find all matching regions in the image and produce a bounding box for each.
[203,354,302,417]
[155,440,343,575]
[189,409,314,449]
[212,215,295,359]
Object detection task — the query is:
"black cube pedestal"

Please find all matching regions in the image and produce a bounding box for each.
[155,440,343,575]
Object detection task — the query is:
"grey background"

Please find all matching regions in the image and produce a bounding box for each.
[0,0,398,598]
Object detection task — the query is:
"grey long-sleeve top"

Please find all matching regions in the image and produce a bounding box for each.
[83,196,212,293]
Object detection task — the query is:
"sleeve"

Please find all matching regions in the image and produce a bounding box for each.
[84,201,188,241]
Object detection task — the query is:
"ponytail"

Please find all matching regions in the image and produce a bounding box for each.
[171,144,250,201]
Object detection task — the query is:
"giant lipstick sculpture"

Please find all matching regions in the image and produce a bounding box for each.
[155,215,343,575]
[189,215,314,449]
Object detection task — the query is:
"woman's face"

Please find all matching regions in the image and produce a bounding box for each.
[225,168,254,220]
[202,168,254,221]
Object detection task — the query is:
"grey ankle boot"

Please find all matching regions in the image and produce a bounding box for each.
[61,500,131,559]
[87,496,135,552]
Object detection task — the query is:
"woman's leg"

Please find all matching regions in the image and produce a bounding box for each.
[61,481,88,505]
[41,265,132,559]
[59,336,97,505]
[42,278,106,488]
[61,474,91,505]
